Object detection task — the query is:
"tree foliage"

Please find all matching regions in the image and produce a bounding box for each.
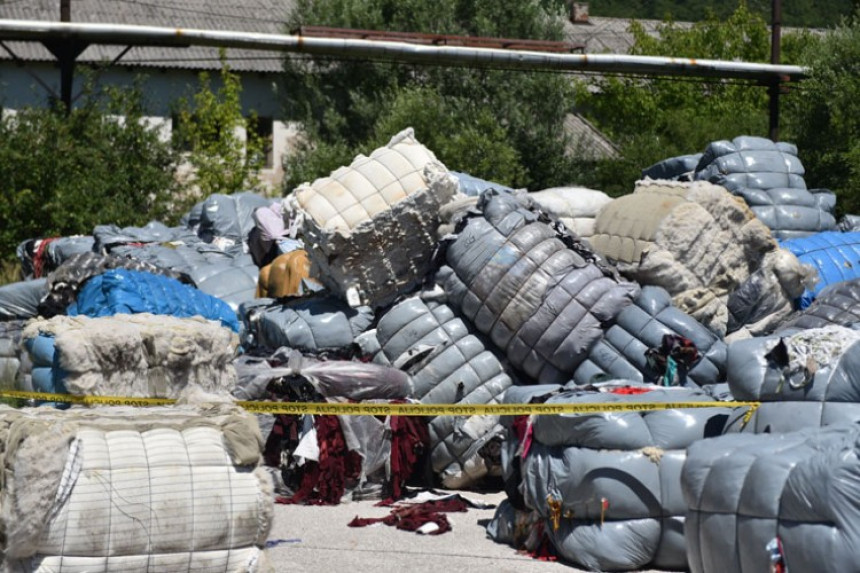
[173,52,266,197]
[785,10,860,215]
[282,0,578,192]
[0,81,178,261]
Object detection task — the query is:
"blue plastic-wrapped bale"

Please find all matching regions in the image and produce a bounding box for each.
[683,424,860,573]
[68,268,239,332]
[373,294,513,488]
[780,231,860,308]
[442,191,640,385]
[723,325,860,433]
[572,285,727,387]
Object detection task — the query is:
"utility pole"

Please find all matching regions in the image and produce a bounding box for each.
[769,0,782,141]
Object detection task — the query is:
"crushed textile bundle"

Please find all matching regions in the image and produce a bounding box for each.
[22,313,239,398]
[0,397,274,572]
[589,179,806,336]
[285,127,460,308]
[489,383,733,571]
[683,423,860,573]
[526,186,614,238]
[441,190,640,385]
[777,276,860,332]
[370,293,513,489]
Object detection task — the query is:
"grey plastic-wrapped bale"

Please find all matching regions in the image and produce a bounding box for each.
[683,424,860,573]
[777,276,860,332]
[372,294,513,488]
[442,191,640,385]
[694,136,807,193]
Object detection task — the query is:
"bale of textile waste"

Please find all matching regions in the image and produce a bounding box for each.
[839,214,860,231]
[641,153,703,181]
[572,285,727,387]
[371,293,513,489]
[724,247,816,341]
[183,191,275,246]
[496,383,732,571]
[256,251,319,299]
[777,277,860,332]
[442,190,640,385]
[527,186,614,238]
[68,268,239,332]
[92,221,198,253]
[693,135,806,193]
[239,296,373,354]
[284,127,460,308]
[723,325,860,433]
[0,398,274,572]
[450,170,515,196]
[781,231,860,309]
[732,186,837,240]
[0,320,31,392]
[16,235,95,279]
[589,179,783,336]
[682,424,860,573]
[0,278,46,320]
[38,251,194,318]
[22,313,238,398]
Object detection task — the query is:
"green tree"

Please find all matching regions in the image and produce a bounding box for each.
[785,10,860,215]
[173,52,265,197]
[282,0,578,192]
[0,80,178,262]
[573,2,801,195]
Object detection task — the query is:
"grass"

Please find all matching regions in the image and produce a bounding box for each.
[0,259,21,286]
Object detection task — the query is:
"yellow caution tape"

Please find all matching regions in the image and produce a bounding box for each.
[0,390,760,417]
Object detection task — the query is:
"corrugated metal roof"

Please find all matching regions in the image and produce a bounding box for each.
[564,16,688,55]
[0,0,294,72]
[563,113,620,160]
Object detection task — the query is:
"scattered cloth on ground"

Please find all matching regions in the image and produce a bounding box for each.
[527,186,614,238]
[371,293,512,489]
[442,190,640,385]
[683,423,860,573]
[0,398,274,572]
[781,231,860,308]
[589,179,783,336]
[0,277,46,320]
[348,494,481,535]
[68,268,239,332]
[572,285,727,387]
[284,127,460,308]
[22,313,239,398]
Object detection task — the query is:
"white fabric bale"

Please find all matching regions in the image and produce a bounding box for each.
[285,128,460,308]
[22,313,239,398]
[0,401,273,572]
[528,187,613,219]
[589,179,779,336]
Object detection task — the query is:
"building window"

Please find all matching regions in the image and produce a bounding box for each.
[251,115,274,169]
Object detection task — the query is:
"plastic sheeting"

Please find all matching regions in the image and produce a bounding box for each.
[450,170,515,196]
[683,424,860,573]
[240,296,373,353]
[781,231,860,308]
[69,269,240,332]
[442,191,639,385]
[573,285,727,387]
[498,384,732,571]
[724,325,860,432]
[0,278,46,320]
[777,277,860,332]
[372,294,513,488]
[694,136,806,193]
[185,191,275,245]
[286,128,460,308]
[93,221,198,253]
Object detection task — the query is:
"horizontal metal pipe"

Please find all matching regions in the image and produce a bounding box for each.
[0,19,808,81]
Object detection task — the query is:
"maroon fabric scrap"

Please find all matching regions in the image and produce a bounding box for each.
[385,413,430,501]
[348,497,469,535]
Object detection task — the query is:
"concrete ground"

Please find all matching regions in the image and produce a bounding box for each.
[266,489,660,573]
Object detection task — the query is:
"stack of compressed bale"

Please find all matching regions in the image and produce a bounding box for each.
[683,423,860,573]
[0,320,31,392]
[723,325,860,433]
[440,190,640,385]
[0,278,46,321]
[641,153,703,181]
[0,399,274,572]
[16,235,95,279]
[22,313,238,398]
[693,136,837,240]
[283,127,460,309]
[239,296,372,354]
[777,277,860,332]
[781,231,860,308]
[182,191,276,247]
[368,292,514,489]
[487,383,732,571]
[526,186,614,239]
[589,178,811,337]
[572,285,727,387]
